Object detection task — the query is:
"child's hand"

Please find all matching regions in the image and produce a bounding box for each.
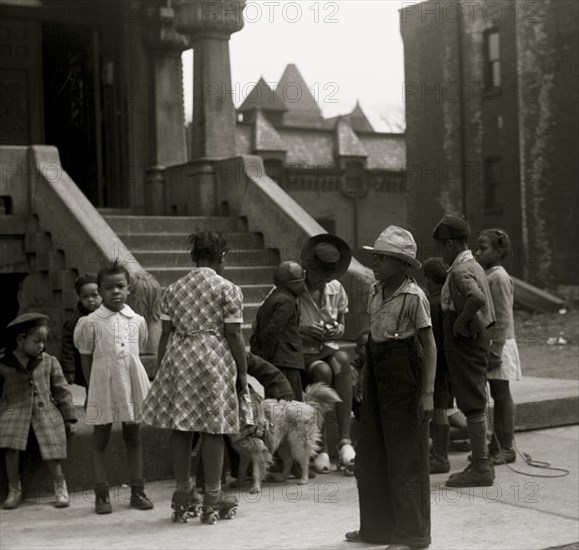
[487,351,502,371]
[354,379,364,402]
[417,393,434,423]
[300,323,326,341]
[452,315,472,338]
[236,372,248,394]
[65,421,77,438]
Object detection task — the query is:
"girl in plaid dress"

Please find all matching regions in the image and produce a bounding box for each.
[1,314,77,509]
[141,231,249,522]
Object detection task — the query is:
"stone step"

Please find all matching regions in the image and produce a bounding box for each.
[149,266,277,287]
[118,232,265,251]
[134,249,279,268]
[102,215,246,234]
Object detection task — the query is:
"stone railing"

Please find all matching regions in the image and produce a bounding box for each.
[217,155,375,340]
[1,145,161,357]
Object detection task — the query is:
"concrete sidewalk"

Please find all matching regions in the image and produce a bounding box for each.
[1,427,578,550]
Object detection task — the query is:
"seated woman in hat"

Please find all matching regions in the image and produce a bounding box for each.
[299,234,355,475]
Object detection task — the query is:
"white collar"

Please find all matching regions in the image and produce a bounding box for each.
[95,304,136,318]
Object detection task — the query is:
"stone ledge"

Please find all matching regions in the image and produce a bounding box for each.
[1,376,576,500]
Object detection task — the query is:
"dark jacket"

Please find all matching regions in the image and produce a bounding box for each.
[250,287,304,370]
[246,352,293,401]
[60,302,91,386]
[447,260,496,335]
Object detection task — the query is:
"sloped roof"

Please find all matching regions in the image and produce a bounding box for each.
[335,118,368,157]
[277,127,334,167]
[277,64,324,128]
[238,77,287,113]
[324,101,375,133]
[358,133,406,170]
[253,108,285,151]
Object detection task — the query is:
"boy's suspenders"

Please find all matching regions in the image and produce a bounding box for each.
[393,294,408,340]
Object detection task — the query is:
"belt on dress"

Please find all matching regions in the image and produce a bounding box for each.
[174,327,221,338]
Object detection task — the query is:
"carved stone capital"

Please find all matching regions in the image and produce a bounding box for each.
[142,5,192,53]
[173,0,246,39]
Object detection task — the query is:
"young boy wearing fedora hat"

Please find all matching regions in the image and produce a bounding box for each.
[299,234,355,475]
[346,225,435,550]
[432,215,496,488]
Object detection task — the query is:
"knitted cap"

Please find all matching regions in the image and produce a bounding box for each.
[432,215,471,240]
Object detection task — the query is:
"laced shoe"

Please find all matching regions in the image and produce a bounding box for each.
[54,479,70,508]
[2,482,22,510]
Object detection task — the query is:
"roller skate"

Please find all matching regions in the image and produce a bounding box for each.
[171,488,202,523]
[336,439,355,476]
[200,491,238,525]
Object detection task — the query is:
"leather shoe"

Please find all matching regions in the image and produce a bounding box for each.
[345,530,390,544]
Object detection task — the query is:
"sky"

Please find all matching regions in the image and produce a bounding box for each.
[182,0,412,132]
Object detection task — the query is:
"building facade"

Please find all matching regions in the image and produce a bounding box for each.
[401,0,579,287]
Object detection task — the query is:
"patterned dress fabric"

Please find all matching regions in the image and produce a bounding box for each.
[0,352,77,459]
[74,305,150,424]
[140,268,244,434]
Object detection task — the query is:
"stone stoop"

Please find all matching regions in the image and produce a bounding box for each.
[102,214,278,345]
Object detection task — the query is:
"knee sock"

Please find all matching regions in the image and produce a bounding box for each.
[176,477,193,494]
[204,481,220,503]
[466,411,489,469]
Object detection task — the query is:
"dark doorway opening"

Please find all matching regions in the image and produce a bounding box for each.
[0,273,26,350]
[42,23,104,206]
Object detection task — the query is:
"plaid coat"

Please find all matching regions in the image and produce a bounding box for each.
[0,352,77,459]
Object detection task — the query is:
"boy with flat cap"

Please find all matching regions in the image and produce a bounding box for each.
[433,215,496,487]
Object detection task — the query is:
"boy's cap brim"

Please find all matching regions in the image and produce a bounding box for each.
[6,313,50,333]
[363,245,422,270]
[433,215,471,239]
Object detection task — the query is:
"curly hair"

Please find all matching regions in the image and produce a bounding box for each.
[188,231,228,264]
[74,273,98,295]
[422,257,448,285]
[480,228,512,260]
[97,259,131,288]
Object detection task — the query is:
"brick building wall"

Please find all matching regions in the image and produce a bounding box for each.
[401,0,579,286]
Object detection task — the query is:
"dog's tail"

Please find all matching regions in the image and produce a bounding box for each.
[303,382,341,417]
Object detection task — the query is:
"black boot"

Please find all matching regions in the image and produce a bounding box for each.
[430,424,450,474]
[493,431,516,464]
[94,483,112,514]
[446,414,495,487]
[130,478,154,510]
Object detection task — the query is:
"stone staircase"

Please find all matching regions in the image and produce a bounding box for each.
[102,214,278,340]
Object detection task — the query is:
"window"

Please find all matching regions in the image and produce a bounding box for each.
[264,159,284,184]
[484,156,502,209]
[316,217,336,235]
[343,161,366,195]
[484,29,501,88]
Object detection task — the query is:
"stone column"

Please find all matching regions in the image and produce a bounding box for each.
[143,5,191,167]
[174,0,245,160]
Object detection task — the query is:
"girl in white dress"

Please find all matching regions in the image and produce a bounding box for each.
[74,261,153,514]
[475,229,522,465]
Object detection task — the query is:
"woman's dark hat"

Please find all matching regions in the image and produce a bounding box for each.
[301,234,352,280]
[433,215,471,240]
[6,313,50,334]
